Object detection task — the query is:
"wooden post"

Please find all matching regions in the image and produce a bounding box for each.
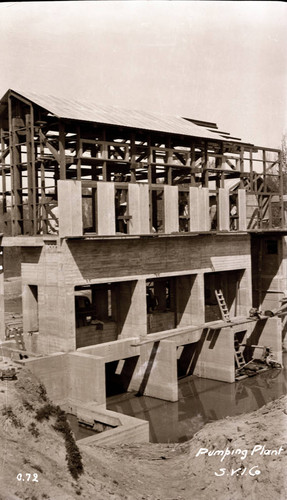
[39,128,47,234]
[0,128,7,233]
[101,128,108,181]
[0,243,4,340]
[25,112,37,235]
[202,141,209,187]
[130,133,137,183]
[76,125,82,180]
[59,121,66,180]
[11,116,23,236]
[278,150,284,229]
[190,142,196,186]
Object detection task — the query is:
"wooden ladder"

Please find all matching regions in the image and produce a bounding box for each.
[215,289,231,322]
[234,338,246,369]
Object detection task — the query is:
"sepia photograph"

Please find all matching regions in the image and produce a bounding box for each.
[0,1,286,499]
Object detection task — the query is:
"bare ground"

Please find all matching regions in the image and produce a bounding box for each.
[0,357,286,500]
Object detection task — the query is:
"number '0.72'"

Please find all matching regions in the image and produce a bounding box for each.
[17,473,38,482]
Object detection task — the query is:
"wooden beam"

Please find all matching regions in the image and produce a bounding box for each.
[59,121,66,179]
[39,129,60,163]
[39,128,48,234]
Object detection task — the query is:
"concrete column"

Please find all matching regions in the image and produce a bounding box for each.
[191,273,205,324]
[189,187,200,231]
[117,279,147,340]
[22,284,38,333]
[238,189,247,231]
[193,326,235,383]
[248,317,282,366]
[128,184,149,234]
[236,268,252,317]
[130,340,178,402]
[189,187,210,232]
[218,188,230,231]
[176,275,193,327]
[164,185,179,233]
[96,182,115,235]
[58,180,83,237]
[199,188,210,231]
[68,352,106,405]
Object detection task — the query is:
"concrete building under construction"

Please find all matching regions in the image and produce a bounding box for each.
[0,90,286,430]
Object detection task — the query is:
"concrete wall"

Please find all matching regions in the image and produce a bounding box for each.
[245,317,283,366]
[20,233,252,354]
[78,338,140,363]
[76,322,117,348]
[22,351,106,406]
[193,326,235,382]
[23,353,70,403]
[68,352,106,405]
[129,340,178,402]
[64,234,250,283]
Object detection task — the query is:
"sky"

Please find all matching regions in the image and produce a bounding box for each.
[0,1,286,148]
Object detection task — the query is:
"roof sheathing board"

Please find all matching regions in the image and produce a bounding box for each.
[2,89,244,144]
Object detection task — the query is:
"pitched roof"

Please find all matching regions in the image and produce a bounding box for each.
[0,89,246,145]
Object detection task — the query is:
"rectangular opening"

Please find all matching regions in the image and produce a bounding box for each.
[75,280,138,347]
[150,188,164,233]
[204,270,244,322]
[82,187,96,233]
[265,239,278,255]
[75,283,117,348]
[146,277,176,333]
[179,191,189,232]
[115,187,129,234]
[230,194,239,231]
[105,356,139,397]
[26,284,39,332]
[209,195,217,230]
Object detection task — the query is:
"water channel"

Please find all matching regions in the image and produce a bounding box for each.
[107,353,287,443]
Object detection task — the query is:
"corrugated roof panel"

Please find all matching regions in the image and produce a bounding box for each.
[2,89,243,144]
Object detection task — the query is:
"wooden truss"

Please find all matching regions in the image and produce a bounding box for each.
[0,90,285,236]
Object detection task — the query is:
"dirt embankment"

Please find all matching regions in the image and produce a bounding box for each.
[0,357,286,500]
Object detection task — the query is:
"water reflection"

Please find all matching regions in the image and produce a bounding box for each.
[107,353,287,443]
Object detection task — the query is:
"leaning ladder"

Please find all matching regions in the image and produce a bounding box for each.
[215,289,231,322]
[234,338,246,369]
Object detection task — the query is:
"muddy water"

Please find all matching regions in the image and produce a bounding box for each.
[66,414,97,441]
[107,353,287,443]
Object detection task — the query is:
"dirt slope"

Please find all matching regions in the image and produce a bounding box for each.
[0,358,286,500]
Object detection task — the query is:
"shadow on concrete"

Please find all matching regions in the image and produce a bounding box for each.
[136,341,160,397]
[243,319,268,361]
[105,356,139,397]
[177,329,208,377]
[206,328,220,349]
